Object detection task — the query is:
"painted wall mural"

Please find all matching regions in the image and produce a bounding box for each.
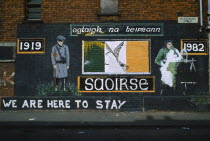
[155,40,182,94]
[1,22,209,110]
[82,40,150,74]
[51,35,70,92]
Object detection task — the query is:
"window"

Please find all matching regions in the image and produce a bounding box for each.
[26,0,42,20]
[0,42,16,62]
[100,0,119,15]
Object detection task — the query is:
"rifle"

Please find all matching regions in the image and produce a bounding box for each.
[180,58,196,72]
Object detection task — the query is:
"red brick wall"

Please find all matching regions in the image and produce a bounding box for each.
[120,0,200,21]
[0,0,208,42]
[42,0,100,23]
[0,0,24,96]
[0,0,25,42]
[42,0,208,22]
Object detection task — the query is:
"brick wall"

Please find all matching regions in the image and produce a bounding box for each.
[0,0,24,97]
[0,0,25,42]
[42,0,208,22]
[0,0,208,42]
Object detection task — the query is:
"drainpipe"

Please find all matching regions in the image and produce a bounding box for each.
[208,0,210,94]
[199,0,203,32]
[208,0,210,28]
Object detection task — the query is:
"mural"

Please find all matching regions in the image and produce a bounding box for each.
[155,40,182,94]
[51,35,70,91]
[78,76,155,92]
[155,39,208,95]
[83,40,150,74]
[1,23,209,110]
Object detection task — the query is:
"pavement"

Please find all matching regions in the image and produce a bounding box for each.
[1,111,210,140]
[0,111,210,126]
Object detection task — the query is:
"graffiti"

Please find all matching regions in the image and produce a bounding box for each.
[0,72,15,87]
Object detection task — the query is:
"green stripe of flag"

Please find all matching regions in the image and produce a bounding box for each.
[84,41,105,72]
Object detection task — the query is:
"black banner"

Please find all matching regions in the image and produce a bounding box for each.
[181,39,208,55]
[70,23,164,36]
[17,38,45,54]
[78,76,155,92]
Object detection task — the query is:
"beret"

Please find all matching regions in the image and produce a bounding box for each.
[56,35,66,41]
[164,40,173,44]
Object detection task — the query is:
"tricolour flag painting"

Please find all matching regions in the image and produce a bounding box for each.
[82,40,150,74]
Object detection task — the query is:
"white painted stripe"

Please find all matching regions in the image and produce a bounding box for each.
[105,41,126,74]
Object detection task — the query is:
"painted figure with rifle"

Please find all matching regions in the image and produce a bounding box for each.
[51,35,70,91]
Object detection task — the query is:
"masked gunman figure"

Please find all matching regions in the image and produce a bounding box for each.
[51,35,70,91]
